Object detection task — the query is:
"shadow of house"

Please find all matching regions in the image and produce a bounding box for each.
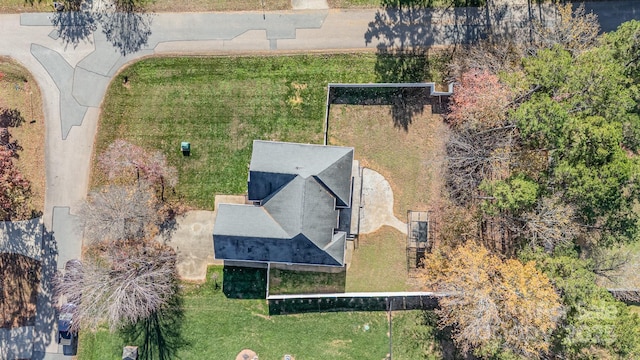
[213,141,355,289]
[222,265,268,299]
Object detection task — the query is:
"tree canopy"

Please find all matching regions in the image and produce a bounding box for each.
[436,7,640,359]
[444,9,640,251]
[420,242,562,359]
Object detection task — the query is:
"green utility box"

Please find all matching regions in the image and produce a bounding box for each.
[181,142,191,156]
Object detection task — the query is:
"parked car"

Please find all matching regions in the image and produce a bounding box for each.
[57,259,82,347]
[57,303,77,346]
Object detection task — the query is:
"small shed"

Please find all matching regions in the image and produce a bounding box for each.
[406,211,434,270]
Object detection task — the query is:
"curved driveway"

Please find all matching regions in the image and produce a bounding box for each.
[0,1,639,358]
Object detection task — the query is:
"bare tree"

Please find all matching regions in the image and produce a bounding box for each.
[98,139,142,182]
[80,185,160,244]
[531,4,600,56]
[521,195,580,252]
[445,125,518,205]
[54,241,178,332]
[98,139,177,200]
[447,36,525,82]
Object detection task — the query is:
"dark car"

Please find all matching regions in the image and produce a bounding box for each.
[57,303,77,346]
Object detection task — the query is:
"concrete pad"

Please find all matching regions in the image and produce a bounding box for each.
[72,66,110,107]
[292,0,329,10]
[161,210,219,282]
[350,161,362,236]
[359,168,407,235]
[31,44,88,139]
[345,239,354,270]
[20,13,54,26]
[223,30,272,51]
[154,40,225,54]
[0,218,43,261]
[215,195,247,209]
[51,207,83,270]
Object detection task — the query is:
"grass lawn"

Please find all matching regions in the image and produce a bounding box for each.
[79,266,434,359]
[0,57,45,218]
[328,104,448,219]
[94,55,379,209]
[269,267,346,295]
[346,226,415,292]
[0,0,51,13]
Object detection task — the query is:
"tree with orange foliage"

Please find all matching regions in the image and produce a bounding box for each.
[446,69,512,130]
[420,242,563,359]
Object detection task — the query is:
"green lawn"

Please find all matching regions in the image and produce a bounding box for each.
[346,226,413,292]
[269,267,346,295]
[78,266,435,359]
[94,55,379,209]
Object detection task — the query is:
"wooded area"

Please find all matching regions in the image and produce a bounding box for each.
[419,4,640,359]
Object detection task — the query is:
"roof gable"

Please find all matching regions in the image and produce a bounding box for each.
[250,141,352,181]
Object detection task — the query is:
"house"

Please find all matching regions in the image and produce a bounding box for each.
[213,140,355,268]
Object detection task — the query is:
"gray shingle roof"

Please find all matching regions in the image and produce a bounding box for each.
[249,141,353,207]
[213,141,354,267]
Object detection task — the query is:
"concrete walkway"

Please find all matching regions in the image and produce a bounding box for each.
[0,1,639,358]
[359,168,406,235]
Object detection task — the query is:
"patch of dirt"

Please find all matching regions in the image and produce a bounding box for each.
[0,253,41,328]
[252,312,273,321]
[288,82,307,107]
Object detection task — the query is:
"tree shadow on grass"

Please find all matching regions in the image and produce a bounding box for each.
[119,291,186,360]
[365,0,463,129]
